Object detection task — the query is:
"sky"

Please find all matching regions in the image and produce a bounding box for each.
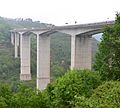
[0,0,120,26]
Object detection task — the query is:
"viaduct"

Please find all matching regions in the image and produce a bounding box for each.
[10,21,114,90]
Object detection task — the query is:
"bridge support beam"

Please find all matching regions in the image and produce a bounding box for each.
[71,35,76,69]
[20,33,31,80]
[14,33,19,58]
[71,35,92,70]
[37,34,50,90]
[11,32,14,45]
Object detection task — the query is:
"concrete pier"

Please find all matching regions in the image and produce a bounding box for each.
[20,33,31,80]
[71,35,76,69]
[11,32,14,45]
[75,35,92,69]
[14,33,19,58]
[37,34,50,90]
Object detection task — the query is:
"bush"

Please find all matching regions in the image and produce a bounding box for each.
[9,84,48,108]
[45,70,102,108]
[87,81,120,108]
[0,84,12,107]
[0,97,8,108]
[0,83,48,108]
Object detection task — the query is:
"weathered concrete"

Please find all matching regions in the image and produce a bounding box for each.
[20,33,31,80]
[71,35,76,69]
[75,35,92,69]
[14,33,19,58]
[37,34,50,90]
[11,32,14,45]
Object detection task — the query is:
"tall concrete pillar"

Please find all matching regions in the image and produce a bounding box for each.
[37,34,50,90]
[20,33,31,80]
[11,32,14,45]
[71,35,76,69]
[14,33,19,58]
[75,35,92,69]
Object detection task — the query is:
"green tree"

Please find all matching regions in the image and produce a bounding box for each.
[0,83,48,108]
[9,84,48,108]
[88,81,120,108]
[0,97,8,108]
[0,84,12,107]
[45,70,101,108]
[51,64,66,80]
[94,13,120,81]
[73,81,120,108]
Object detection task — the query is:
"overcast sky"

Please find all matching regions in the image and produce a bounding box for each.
[0,0,120,25]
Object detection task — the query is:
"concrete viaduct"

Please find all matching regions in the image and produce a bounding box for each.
[10,21,114,90]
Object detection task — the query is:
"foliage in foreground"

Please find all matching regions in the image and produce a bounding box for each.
[0,70,101,108]
[0,84,48,108]
[0,70,120,108]
[73,81,120,108]
[45,70,102,108]
[88,81,120,108]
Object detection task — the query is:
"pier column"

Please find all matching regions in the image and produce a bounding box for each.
[37,34,50,90]
[14,33,19,58]
[75,35,92,69]
[11,32,14,45]
[71,35,76,69]
[20,33,31,80]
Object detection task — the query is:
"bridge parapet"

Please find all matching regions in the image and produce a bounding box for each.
[10,20,114,33]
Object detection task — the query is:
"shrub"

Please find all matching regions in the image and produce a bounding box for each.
[0,96,8,108]
[45,70,102,108]
[87,81,120,108]
[0,84,12,107]
[0,83,48,108]
[9,84,48,108]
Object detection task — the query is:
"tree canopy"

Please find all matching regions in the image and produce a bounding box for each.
[94,13,120,81]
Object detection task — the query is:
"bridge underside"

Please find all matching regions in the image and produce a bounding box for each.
[11,20,113,90]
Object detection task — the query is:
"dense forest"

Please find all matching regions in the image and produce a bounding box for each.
[1,15,119,108]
